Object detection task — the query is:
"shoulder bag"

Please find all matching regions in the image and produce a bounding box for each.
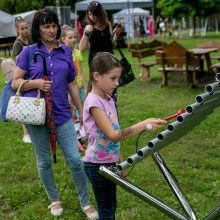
[6,80,46,125]
[117,45,135,86]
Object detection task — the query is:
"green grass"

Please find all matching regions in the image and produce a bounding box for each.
[1,35,220,219]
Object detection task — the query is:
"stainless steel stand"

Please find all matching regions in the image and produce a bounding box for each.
[99,152,220,220]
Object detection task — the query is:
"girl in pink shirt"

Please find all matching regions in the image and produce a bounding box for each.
[83,52,166,219]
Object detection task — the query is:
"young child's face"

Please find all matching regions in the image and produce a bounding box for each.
[17,21,29,38]
[62,30,77,48]
[96,67,121,95]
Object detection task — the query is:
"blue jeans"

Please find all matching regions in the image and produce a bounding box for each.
[26,120,90,206]
[84,162,116,220]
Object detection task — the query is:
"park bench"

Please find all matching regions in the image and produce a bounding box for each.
[128,39,167,80]
[197,42,220,73]
[197,41,220,72]
[0,43,13,56]
[155,40,200,87]
[100,72,220,220]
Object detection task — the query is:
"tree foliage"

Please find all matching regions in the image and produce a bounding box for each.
[157,0,220,19]
[0,0,79,14]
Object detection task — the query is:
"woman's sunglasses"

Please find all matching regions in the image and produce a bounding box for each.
[88,1,100,6]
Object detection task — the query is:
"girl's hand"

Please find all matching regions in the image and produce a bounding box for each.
[144,118,167,131]
[120,170,128,178]
[79,112,83,126]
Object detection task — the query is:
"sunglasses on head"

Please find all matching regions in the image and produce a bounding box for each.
[15,16,24,23]
[88,1,100,6]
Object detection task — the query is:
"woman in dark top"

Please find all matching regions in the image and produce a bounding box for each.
[79,1,113,64]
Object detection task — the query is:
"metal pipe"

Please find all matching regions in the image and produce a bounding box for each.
[215,72,220,82]
[186,98,220,114]
[205,81,220,93]
[99,166,188,220]
[152,152,198,220]
[117,160,133,171]
[168,115,206,131]
[196,90,220,103]
[118,113,207,171]
[158,125,193,141]
[127,153,142,165]
[203,206,220,220]
[176,109,212,124]
[138,128,190,158]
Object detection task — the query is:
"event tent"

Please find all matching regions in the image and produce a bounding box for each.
[113,8,150,38]
[0,10,16,37]
[75,0,153,11]
[75,0,153,38]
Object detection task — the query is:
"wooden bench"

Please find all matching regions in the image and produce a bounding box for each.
[155,40,200,87]
[210,62,220,72]
[197,41,220,61]
[128,39,167,80]
[0,43,13,56]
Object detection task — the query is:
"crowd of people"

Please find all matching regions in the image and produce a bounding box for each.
[0,2,167,220]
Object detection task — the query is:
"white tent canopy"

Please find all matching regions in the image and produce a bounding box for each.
[113,8,150,38]
[75,0,153,39]
[13,10,37,26]
[0,10,16,37]
[75,0,153,11]
[70,12,79,20]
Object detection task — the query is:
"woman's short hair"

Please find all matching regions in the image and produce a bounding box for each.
[31,8,61,43]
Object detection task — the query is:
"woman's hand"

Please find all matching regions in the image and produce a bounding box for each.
[33,79,52,92]
[84,24,93,33]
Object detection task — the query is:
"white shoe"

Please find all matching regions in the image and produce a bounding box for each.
[48,201,63,216]
[23,135,32,143]
[82,205,99,220]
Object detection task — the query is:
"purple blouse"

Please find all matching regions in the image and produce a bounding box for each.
[16,43,76,125]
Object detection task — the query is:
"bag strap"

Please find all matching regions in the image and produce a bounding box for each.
[117,44,125,59]
[15,80,40,99]
[112,24,125,59]
[28,45,34,63]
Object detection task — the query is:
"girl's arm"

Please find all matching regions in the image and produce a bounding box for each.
[79,25,93,52]
[90,107,166,142]
[79,61,87,96]
[68,81,83,123]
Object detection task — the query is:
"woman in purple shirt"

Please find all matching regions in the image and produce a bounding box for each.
[11,9,98,219]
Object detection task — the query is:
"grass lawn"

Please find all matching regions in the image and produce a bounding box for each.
[0,35,220,220]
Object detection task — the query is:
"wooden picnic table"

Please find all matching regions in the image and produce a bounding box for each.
[0,43,13,56]
[189,47,218,73]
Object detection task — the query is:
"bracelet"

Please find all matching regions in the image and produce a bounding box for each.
[84,31,90,37]
[146,123,153,130]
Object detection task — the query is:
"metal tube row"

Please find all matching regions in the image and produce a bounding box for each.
[196,90,220,104]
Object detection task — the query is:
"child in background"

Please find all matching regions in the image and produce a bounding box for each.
[83,52,167,220]
[12,16,32,56]
[12,16,32,144]
[61,25,87,152]
[61,25,87,103]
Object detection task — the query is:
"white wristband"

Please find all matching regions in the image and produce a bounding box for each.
[146,123,153,130]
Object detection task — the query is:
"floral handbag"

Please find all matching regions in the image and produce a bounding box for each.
[6,80,46,125]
